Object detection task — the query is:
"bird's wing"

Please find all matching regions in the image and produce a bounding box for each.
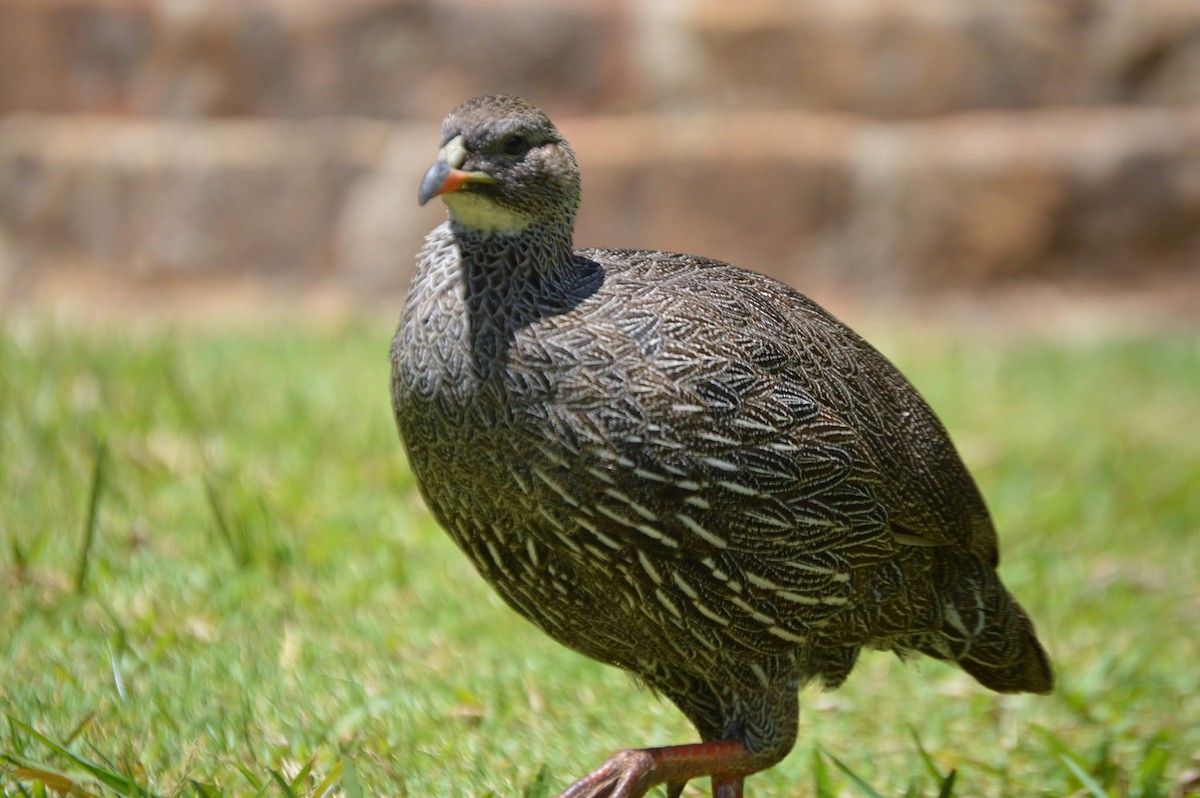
[550,250,999,567]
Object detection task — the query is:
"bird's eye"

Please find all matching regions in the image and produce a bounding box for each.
[502,134,527,156]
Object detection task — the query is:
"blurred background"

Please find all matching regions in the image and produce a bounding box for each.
[1,0,1198,326]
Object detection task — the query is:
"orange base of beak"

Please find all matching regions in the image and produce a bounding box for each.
[419,160,465,206]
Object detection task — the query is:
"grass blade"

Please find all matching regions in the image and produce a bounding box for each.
[283,757,315,793]
[522,764,551,798]
[905,728,958,797]
[341,753,362,798]
[310,761,343,798]
[11,766,101,798]
[1061,753,1111,798]
[62,712,96,747]
[190,781,220,798]
[75,438,108,594]
[937,768,958,798]
[811,747,836,798]
[204,478,243,568]
[825,751,887,798]
[6,718,155,797]
[908,726,944,783]
[267,769,298,798]
[233,762,264,791]
[1133,732,1171,798]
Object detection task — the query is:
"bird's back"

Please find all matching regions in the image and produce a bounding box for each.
[576,247,1000,558]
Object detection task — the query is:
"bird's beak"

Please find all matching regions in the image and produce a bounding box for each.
[418,134,497,206]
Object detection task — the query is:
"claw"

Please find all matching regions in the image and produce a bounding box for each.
[556,750,657,798]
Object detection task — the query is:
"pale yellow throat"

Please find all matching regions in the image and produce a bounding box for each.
[444,192,533,236]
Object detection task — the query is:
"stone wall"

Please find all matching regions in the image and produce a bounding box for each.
[4,0,1199,119]
[1,0,1198,301]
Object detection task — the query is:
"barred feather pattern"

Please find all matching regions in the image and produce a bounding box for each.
[390,95,1051,766]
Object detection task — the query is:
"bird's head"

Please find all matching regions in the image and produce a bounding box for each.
[418,95,581,237]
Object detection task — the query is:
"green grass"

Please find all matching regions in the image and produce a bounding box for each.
[1,316,1197,797]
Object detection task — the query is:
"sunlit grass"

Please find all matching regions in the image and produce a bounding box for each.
[1,317,1197,797]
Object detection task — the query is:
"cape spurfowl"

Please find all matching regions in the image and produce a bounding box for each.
[390,95,1052,798]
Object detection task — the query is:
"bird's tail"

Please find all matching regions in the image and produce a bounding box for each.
[914,552,1054,695]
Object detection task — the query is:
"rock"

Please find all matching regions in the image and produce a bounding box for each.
[568,107,1200,290]
[0,0,627,120]
[2,0,1198,119]
[335,125,444,293]
[2,108,1196,299]
[0,115,383,283]
[635,0,1200,116]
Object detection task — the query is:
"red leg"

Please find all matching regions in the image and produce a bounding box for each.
[556,740,756,798]
[713,777,744,798]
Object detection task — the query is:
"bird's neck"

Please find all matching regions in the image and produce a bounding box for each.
[451,220,580,298]
[451,221,576,287]
[448,221,586,377]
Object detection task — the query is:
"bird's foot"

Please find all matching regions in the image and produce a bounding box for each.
[556,749,657,798]
[554,741,751,798]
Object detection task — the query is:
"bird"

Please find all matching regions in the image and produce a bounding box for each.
[390,94,1052,798]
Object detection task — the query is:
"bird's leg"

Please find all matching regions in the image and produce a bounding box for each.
[713,777,744,798]
[665,775,744,798]
[556,740,756,798]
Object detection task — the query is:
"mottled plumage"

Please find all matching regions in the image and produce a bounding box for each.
[391,95,1052,798]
